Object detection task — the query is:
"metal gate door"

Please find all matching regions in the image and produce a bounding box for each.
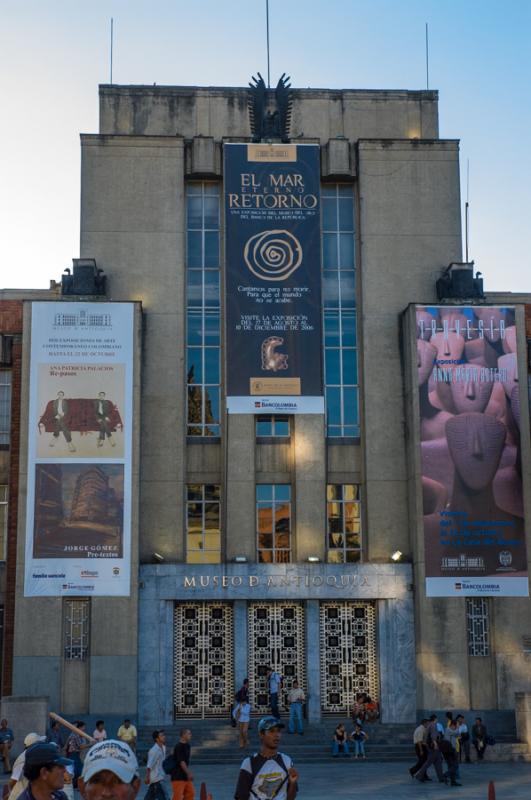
[320,601,378,713]
[248,602,306,715]
[174,602,234,717]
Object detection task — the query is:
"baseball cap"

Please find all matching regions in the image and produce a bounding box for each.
[258,716,285,733]
[25,743,72,768]
[24,733,46,748]
[82,740,139,784]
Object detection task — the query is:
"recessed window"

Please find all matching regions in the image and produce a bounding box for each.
[187,484,221,564]
[466,598,490,656]
[257,484,291,563]
[186,183,221,437]
[64,599,90,660]
[327,484,361,563]
[0,372,12,447]
[256,415,290,438]
[322,185,359,438]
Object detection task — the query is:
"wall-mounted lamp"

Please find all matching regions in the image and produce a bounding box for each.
[307,556,321,563]
[153,552,165,563]
[391,550,403,562]
[233,556,248,563]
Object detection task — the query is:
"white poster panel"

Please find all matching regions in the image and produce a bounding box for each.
[25,302,134,597]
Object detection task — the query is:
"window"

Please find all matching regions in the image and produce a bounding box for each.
[64,599,90,660]
[186,183,221,437]
[0,486,7,561]
[322,185,359,437]
[257,484,291,563]
[466,598,490,656]
[0,372,12,446]
[186,484,221,564]
[327,484,361,563]
[256,415,290,438]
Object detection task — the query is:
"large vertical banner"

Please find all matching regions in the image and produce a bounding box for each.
[224,143,323,413]
[415,305,528,596]
[25,302,134,596]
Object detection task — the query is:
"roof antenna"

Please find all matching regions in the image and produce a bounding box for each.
[425,22,429,90]
[110,17,114,84]
[266,0,271,88]
[465,158,470,262]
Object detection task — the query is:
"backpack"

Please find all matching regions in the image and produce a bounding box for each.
[249,753,290,799]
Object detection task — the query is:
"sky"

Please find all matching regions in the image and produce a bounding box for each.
[1,0,530,292]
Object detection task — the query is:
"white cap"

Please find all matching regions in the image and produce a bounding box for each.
[24,733,46,748]
[82,740,139,783]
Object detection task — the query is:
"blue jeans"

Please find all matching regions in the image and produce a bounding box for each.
[288,702,303,733]
[332,740,350,756]
[270,692,280,719]
[353,739,365,757]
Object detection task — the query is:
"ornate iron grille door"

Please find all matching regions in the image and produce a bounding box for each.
[174,602,234,717]
[320,601,378,713]
[248,602,306,715]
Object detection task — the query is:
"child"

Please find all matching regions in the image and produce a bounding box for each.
[234,700,252,748]
[350,723,368,759]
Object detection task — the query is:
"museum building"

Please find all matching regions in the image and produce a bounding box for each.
[1,78,531,727]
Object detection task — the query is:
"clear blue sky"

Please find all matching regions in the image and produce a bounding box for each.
[1,0,530,291]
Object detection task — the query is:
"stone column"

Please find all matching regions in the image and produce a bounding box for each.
[378,596,416,723]
[515,692,531,748]
[233,601,248,692]
[305,600,321,723]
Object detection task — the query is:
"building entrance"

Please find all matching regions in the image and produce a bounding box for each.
[248,602,306,714]
[320,601,378,713]
[173,602,234,717]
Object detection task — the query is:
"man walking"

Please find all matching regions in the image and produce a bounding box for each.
[409,719,428,778]
[19,742,72,800]
[287,680,305,735]
[145,731,167,800]
[234,717,298,800]
[170,729,194,800]
[78,739,140,800]
[266,667,283,721]
[456,714,471,763]
[414,714,445,783]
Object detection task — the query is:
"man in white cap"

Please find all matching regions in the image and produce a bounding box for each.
[8,733,46,800]
[234,716,298,800]
[78,740,141,800]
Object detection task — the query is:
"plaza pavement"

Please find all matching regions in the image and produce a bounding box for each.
[140,760,531,800]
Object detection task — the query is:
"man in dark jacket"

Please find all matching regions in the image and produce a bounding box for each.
[471,717,489,761]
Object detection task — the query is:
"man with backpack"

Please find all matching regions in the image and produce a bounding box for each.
[234,716,298,800]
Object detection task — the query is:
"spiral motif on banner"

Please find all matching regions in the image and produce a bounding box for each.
[243,229,303,281]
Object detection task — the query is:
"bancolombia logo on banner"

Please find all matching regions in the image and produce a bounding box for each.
[415,305,529,597]
[224,143,324,414]
[24,302,134,597]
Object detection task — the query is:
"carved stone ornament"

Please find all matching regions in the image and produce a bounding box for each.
[248,72,292,143]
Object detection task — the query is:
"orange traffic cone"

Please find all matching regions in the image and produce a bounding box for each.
[488,780,496,799]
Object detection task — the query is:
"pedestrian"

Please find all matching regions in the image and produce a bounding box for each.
[65,722,90,788]
[235,679,250,704]
[413,714,445,783]
[438,737,461,786]
[19,742,72,800]
[62,767,75,800]
[78,739,140,800]
[234,700,252,749]
[331,723,350,758]
[409,719,428,778]
[92,722,107,743]
[234,716,298,800]
[350,694,366,726]
[117,720,137,753]
[350,723,368,759]
[364,696,379,723]
[286,680,305,735]
[471,717,489,761]
[456,714,471,763]
[145,730,167,800]
[0,719,14,774]
[266,667,283,721]
[169,729,194,800]
[46,723,64,751]
[8,733,46,800]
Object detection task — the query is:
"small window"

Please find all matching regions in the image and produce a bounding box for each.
[64,599,90,660]
[257,484,291,563]
[0,486,7,561]
[256,415,290,438]
[186,484,221,564]
[327,484,362,563]
[466,598,490,656]
[0,372,12,447]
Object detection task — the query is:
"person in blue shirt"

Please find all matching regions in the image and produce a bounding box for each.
[0,719,15,773]
[266,668,283,721]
